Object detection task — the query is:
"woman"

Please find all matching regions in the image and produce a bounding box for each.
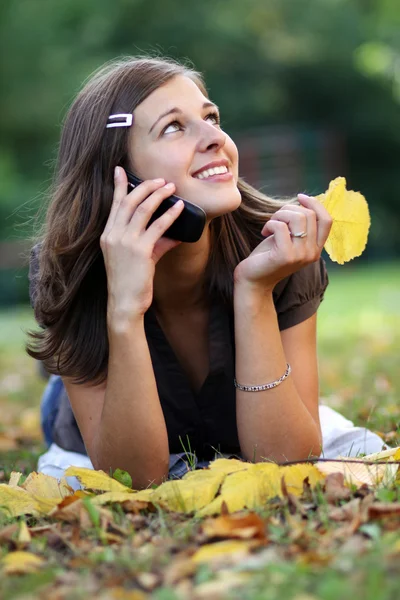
[27,56,385,490]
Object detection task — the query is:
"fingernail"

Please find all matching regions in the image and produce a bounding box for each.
[298,193,312,201]
[164,182,174,189]
[114,166,121,179]
[153,178,164,184]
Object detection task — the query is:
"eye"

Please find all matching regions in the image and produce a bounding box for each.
[205,111,220,126]
[162,120,182,135]
[161,111,221,136]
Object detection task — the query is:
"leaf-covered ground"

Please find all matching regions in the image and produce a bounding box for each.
[0,262,399,600]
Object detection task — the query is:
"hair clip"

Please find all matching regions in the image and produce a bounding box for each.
[106,114,133,128]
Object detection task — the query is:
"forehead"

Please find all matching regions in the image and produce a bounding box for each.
[133,75,209,125]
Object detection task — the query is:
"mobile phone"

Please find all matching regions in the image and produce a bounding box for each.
[125,170,206,243]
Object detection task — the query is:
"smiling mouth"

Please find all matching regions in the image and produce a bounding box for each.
[193,165,229,179]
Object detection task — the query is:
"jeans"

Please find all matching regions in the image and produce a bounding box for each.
[40,375,63,448]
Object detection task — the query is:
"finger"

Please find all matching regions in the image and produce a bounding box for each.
[297,194,333,248]
[103,166,130,234]
[278,205,318,247]
[142,198,185,246]
[126,182,179,233]
[265,210,309,239]
[262,219,292,248]
[112,175,166,228]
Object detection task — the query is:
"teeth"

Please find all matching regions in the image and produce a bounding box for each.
[194,165,228,179]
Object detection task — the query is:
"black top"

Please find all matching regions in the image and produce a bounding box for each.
[29,246,329,459]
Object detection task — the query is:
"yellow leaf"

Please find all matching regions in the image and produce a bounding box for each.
[197,463,282,517]
[91,489,153,506]
[191,540,254,564]
[151,470,225,513]
[207,458,250,475]
[316,177,370,264]
[8,472,23,487]
[22,472,74,500]
[64,467,131,492]
[0,485,42,517]
[17,521,31,546]
[1,551,45,574]
[280,464,325,496]
[105,588,148,600]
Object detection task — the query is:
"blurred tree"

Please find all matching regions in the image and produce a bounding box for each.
[0,0,399,258]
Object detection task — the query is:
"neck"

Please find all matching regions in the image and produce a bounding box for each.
[152,224,211,317]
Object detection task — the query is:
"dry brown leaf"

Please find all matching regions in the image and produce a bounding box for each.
[316,459,398,488]
[368,502,400,519]
[0,433,18,451]
[202,512,266,540]
[324,472,352,503]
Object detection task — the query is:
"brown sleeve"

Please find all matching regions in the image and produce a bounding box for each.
[272,257,329,331]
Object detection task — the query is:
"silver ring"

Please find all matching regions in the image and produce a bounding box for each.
[290,231,307,238]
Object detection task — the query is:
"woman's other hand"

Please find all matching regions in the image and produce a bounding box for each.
[233,194,332,292]
[100,166,185,325]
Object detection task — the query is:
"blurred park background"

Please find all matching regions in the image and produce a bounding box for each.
[0,0,399,461]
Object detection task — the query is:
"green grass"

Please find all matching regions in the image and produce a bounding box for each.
[0,261,399,599]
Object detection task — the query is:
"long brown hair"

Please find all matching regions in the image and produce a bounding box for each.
[26,56,290,385]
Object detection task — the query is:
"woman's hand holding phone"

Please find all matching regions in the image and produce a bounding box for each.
[100,166,185,325]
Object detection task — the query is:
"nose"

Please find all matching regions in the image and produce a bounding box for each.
[195,120,226,153]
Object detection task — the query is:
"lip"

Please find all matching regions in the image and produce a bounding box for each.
[191,159,230,178]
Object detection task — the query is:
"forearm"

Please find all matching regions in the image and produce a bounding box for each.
[234,285,322,463]
[94,316,169,488]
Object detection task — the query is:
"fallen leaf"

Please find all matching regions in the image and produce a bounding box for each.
[100,589,147,600]
[280,464,325,495]
[64,467,132,492]
[0,484,42,517]
[1,551,46,574]
[0,433,18,451]
[91,489,153,506]
[316,177,370,264]
[316,458,398,488]
[207,458,250,475]
[8,472,23,487]
[17,521,31,547]
[368,502,400,519]
[324,472,352,503]
[202,512,266,540]
[22,471,74,500]
[151,470,225,513]
[197,463,282,517]
[191,539,256,564]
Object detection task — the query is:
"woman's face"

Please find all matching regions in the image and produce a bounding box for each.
[128,75,241,220]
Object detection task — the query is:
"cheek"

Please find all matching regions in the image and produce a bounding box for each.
[225,135,239,174]
[136,147,188,181]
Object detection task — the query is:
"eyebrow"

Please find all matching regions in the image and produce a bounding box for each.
[148,101,219,134]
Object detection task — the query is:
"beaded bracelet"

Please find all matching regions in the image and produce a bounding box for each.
[234,363,291,392]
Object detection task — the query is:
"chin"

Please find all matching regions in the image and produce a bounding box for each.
[203,193,242,220]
